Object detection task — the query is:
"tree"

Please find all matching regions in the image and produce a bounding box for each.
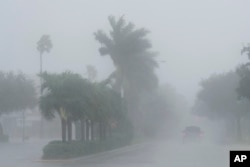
[193,71,248,141]
[93,83,126,140]
[85,65,97,140]
[37,35,53,76]
[241,44,250,60]
[37,34,53,138]
[0,72,37,139]
[40,71,130,142]
[236,46,250,141]
[0,72,37,114]
[195,72,240,118]
[39,71,92,142]
[94,16,159,134]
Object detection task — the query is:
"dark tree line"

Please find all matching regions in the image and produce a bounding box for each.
[193,44,250,142]
[39,71,129,142]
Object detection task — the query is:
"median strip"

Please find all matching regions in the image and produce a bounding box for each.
[34,141,151,163]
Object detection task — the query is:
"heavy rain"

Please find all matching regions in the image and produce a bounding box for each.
[1,1,250,167]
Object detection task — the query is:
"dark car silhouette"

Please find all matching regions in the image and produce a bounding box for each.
[182,126,204,143]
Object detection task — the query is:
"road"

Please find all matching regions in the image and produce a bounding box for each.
[1,139,250,167]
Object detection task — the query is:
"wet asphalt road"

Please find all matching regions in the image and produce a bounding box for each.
[1,139,250,167]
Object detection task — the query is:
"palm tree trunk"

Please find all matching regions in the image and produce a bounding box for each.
[99,120,103,140]
[100,120,107,140]
[113,70,123,96]
[67,119,72,142]
[125,90,141,138]
[39,52,44,138]
[90,120,94,141]
[80,119,85,142]
[61,119,66,142]
[40,52,43,77]
[86,120,90,141]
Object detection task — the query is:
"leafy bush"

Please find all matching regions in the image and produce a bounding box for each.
[42,141,85,159]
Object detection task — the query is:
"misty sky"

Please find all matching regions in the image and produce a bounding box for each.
[1,0,250,106]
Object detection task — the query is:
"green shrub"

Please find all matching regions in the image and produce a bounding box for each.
[42,141,85,159]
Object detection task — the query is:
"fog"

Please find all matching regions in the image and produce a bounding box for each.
[1,0,250,104]
[1,0,250,167]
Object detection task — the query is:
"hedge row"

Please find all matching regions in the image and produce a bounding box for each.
[42,135,132,159]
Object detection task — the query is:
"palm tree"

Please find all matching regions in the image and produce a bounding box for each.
[39,70,133,142]
[84,65,97,140]
[37,35,52,138]
[89,82,125,140]
[37,35,53,76]
[39,72,92,142]
[94,16,159,134]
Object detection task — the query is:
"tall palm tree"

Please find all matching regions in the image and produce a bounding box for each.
[37,35,53,76]
[85,65,97,140]
[37,35,52,138]
[94,16,159,134]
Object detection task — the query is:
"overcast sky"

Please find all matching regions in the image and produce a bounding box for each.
[1,0,250,106]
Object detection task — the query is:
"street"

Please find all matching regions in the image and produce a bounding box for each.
[1,138,250,167]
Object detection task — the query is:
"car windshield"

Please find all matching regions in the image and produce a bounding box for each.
[1,1,250,167]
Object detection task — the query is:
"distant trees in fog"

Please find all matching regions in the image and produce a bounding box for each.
[193,71,249,141]
[0,72,37,139]
[0,71,37,115]
[193,45,250,142]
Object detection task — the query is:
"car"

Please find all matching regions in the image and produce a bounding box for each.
[182,126,203,143]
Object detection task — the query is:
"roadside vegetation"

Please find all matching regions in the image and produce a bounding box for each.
[192,44,250,144]
[4,14,250,160]
[0,15,185,159]
[0,72,37,142]
[38,16,163,159]
[40,16,178,159]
